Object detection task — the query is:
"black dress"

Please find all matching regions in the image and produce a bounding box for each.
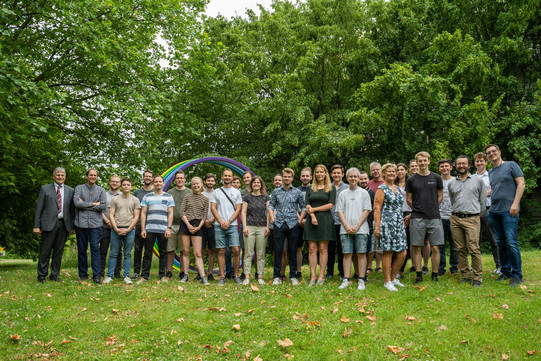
[302,186,336,241]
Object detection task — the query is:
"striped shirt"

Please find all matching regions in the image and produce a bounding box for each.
[74,183,107,229]
[179,193,209,221]
[141,192,175,233]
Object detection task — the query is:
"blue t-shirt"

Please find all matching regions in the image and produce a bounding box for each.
[141,192,175,233]
[488,161,523,213]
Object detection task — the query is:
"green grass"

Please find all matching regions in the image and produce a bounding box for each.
[1,250,540,360]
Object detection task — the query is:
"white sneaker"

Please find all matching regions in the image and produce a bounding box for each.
[384,281,398,291]
[290,278,299,286]
[272,277,282,285]
[103,276,113,284]
[258,278,265,285]
[308,280,316,287]
[392,278,405,287]
[338,279,350,289]
[242,278,250,285]
[357,279,365,291]
[494,267,502,275]
[124,277,133,285]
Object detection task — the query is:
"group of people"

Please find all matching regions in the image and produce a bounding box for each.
[33,144,525,290]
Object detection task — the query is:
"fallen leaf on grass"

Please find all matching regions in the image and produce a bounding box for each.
[178,286,185,292]
[223,340,233,347]
[9,334,20,341]
[387,345,405,355]
[358,307,365,313]
[435,297,442,302]
[399,355,410,360]
[45,340,53,347]
[502,354,510,360]
[520,285,527,290]
[527,350,538,355]
[177,318,184,323]
[501,304,509,309]
[247,309,254,314]
[234,312,242,317]
[405,315,415,321]
[414,285,428,291]
[330,307,339,314]
[105,335,117,346]
[251,284,259,292]
[61,339,73,344]
[283,353,294,360]
[459,340,468,344]
[203,344,212,350]
[365,315,376,322]
[439,325,448,331]
[493,312,504,320]
[342,328,352,338]
[340,316,350,323]
[245,350,251,359]
[81,308,88,312]
[292,314,300,320]
[46,293,52,297]
[254,355,262,361]
[285,293,292,298]
[321,306,326,311]
[232,324,240,331]
[111,309,119,313]
[277,338,293,349]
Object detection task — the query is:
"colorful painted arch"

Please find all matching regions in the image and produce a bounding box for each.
[152,157,253,272]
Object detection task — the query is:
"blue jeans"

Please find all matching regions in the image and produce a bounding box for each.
[439,219,458,273]
[489,211,522,279]
[108,228,135,278]
[75,226,103,279]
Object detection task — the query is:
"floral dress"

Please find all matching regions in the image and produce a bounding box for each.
[378,184,407,252]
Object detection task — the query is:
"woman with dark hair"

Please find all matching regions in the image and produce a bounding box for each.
[374,163,408,291]
[303,164,336,286]
[241,176,270,285]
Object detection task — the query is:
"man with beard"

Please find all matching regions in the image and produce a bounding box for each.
[448,156,486,287]
[100,175,121,279]
[131,170,154,279]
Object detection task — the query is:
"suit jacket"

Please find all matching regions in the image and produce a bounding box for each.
[34,183,75,232]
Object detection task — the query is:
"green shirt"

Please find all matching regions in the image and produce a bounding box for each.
[168,187,191,224]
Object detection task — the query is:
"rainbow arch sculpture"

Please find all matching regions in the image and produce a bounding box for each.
[152,157,253,272]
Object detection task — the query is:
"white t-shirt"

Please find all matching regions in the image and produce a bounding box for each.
[211,187,242,226]
[335,187,372,235]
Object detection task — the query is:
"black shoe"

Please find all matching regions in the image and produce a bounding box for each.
[93,277,102,284]
[415,275,423,284]
[450,268,459,275]
[194,274,202,281]
[207,274,215,281]
[407,266,415,274]
[422,266,429,275]
[80,276,89,281]
[325,274,333,280]
[351,274,359,281]
[178,271,185,279]
[497,274,511,282]
[240,274,246,281]
[49,276,62,282]
[131,273,139,280]
[431,274,439,282]
[296,272,302,279]
[254,272,259,279]
[114,273,121,279]
[280,274,287,281]
[472,280,482,288]
[509,277,523,287]
[437,269,446,277]
[38,278,46,284]
[461,278,472,284]
[166,271,173,278]
[225,274,233,280]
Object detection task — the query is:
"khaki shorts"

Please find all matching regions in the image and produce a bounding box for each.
[167,224,183,252]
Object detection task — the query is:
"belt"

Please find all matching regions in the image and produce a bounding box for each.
[452,213,479,218]
[57,217,64,221]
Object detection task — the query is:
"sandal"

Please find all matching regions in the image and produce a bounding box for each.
[376,267,383,273]
[366,268,373,274]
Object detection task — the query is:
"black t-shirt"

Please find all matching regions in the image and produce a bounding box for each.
[405,172,443,219]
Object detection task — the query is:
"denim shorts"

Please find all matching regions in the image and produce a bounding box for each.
[214,226,240,249]
[340,234,369,254]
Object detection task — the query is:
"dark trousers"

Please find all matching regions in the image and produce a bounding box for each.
[37,219,68,280]
[273,223,299,278]
[99,227,122,277]
[75,226,102,279]
[439,218,458,273]
[480,209,501,268]
[133,225,146,275]
[142,232,167,279]
[327,224,343,277]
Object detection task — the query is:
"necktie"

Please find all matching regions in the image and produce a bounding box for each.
[57,185,62,214]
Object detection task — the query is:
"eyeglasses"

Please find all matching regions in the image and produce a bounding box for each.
[486,150,498,155]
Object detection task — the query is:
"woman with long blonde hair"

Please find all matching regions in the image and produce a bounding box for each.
[303,164,336,286]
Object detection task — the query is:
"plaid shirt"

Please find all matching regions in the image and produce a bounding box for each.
[269,185,306,229]
[74,183,107,228]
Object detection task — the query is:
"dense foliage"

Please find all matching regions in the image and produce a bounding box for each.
[1,0,540,256]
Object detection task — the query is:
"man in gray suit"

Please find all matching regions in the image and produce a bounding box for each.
[33,167,75,283]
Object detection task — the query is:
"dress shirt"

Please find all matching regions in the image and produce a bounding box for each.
[74,183,107,228]
[269,185,306,229]
[55,182,65,219]
[103,189,120,223]
[448,174,487,214]
[472,171,491,207]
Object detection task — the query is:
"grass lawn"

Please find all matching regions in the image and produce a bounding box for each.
[1,250,539,360]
